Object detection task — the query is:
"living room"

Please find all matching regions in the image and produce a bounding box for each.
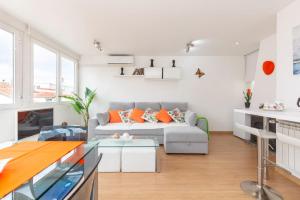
[0,0,300,199]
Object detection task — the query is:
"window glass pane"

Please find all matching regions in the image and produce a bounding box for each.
[33,44,57,102]
[0,28,14,104]
[61,57,76,98]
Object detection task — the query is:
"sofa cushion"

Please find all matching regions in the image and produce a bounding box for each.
[135,102,161,111]
[156,109,173,123]
[160,102,188,112]
[119,110,133,123]
[130,108,145,123]
[109,110,122,123]
[96,112,109,126]
[185,110,197,126]
[96,123,131,131]
[142,108,158,123]
[95,122,189,131]
[164,126,208,143]
[109,102,135,110]
[168,108,185,123]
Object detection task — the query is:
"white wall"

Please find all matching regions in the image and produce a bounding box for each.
[79,56,245,131]
[251,34,277,109]
[277,0,300,109]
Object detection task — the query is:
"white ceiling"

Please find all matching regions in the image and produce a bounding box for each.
[0,0,294,56]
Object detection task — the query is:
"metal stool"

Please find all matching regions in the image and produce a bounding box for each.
[236,123,283,200]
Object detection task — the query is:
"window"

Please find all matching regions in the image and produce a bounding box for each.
[33,43,57,102]
[0,27,14,104]
[60,56,76,98]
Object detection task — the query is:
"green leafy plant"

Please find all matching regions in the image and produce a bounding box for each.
[61,87,96,127]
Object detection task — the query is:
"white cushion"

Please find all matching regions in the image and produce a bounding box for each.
[96,123,131,130]
[95,122,189,131]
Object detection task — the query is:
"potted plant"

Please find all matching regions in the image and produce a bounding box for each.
[61,87,96,128]
[243,88,252,108]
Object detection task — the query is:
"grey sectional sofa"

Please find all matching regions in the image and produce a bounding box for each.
[88,102,208,154]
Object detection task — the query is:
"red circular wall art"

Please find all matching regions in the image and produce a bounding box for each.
[262,61,275,75]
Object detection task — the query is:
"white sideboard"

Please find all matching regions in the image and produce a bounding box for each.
[233,110,251,140]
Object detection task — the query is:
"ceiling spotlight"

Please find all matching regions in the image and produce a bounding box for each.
[185,39,203,53]
[235,41,240,46]
[94,40,103,52]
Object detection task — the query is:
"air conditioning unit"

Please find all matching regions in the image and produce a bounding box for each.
[107,55,135,64]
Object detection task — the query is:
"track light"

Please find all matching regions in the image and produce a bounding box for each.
[94,40,103,52]
[185,39,204,53]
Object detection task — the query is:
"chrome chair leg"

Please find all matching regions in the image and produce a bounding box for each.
[240,137,283,200]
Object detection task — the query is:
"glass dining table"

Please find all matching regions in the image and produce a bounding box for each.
[2,141,101,200]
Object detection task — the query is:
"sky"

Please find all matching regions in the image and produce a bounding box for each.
[0,28,13,83]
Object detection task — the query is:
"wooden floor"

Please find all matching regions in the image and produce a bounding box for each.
[98,132,300,200]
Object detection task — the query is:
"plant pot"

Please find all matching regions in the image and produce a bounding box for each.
[245,102,251,108]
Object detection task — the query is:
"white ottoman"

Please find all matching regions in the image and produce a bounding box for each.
[121,147,156,172]
[98,147,121,172]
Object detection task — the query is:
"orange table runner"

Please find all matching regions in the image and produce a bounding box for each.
[0,141,83,198]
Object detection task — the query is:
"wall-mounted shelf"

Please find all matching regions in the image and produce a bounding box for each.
[114,67,181,80]
[115,75,144,78]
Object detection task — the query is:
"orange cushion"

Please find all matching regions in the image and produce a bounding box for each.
[109,110,122,123]
[156,109,172,123]
[130,108,145,123]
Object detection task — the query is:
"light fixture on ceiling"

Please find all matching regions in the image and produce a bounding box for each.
[94,40,103,52]
[235,41,240,46]
[185,39,203,53]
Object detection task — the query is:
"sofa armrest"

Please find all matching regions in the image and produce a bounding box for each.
[88,118,99,139]
[196,117,208,134]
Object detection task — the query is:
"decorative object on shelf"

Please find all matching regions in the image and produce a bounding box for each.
[243,88,252,108]
[60,87,96,127]
[195,68,205,78]
[262,60,275,75]
[172,60,176,68]
[297,97,300,108]
[112,133,120,139]
[61,121,68,128]
[120,67,124,75]
[132,68,144,75]
[120,132,133,141]
[150,59,154,67]
[259,101,285,111]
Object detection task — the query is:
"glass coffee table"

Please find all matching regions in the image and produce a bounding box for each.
[90,136,160,173]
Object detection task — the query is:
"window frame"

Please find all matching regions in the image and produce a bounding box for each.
[31,39,59,105]
[0,22,22,109]
[31,39,78,105]
[59,54,78,102]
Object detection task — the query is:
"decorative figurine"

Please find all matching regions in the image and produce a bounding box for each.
[150,59,154,67]
[195,68,205,78]
[172,60,176,68]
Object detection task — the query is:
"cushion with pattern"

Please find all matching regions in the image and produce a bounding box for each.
[142,108,158,123]
[118,109,133,123]
[168,108,185,123]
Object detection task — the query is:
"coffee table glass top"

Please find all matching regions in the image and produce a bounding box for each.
[90,137,159,147]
